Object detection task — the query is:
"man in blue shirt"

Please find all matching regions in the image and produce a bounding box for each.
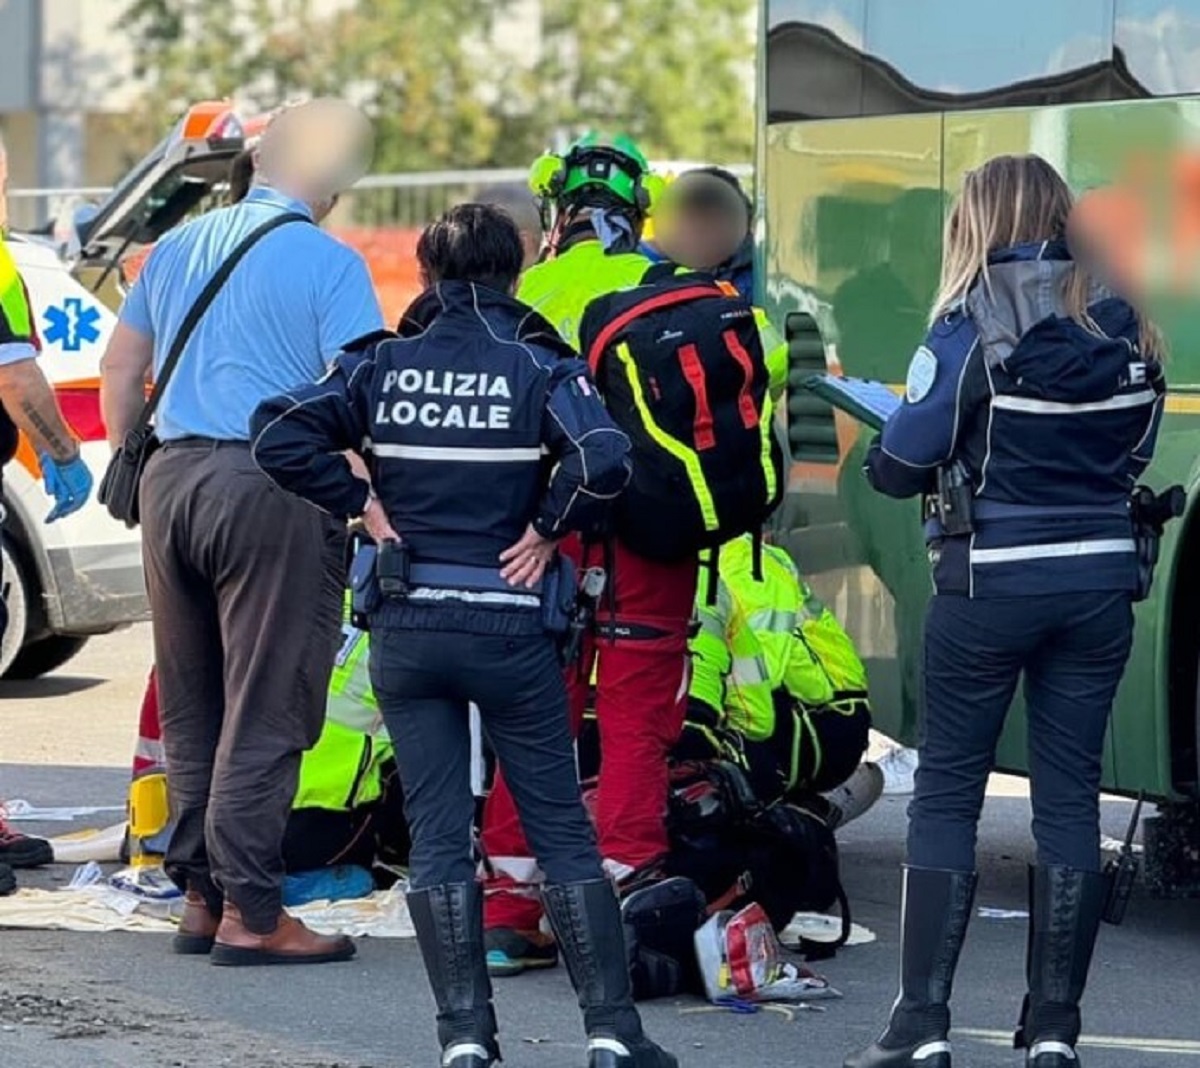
[100,100,384,967]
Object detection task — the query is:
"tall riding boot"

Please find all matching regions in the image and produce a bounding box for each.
[845,866,979,1068]
[1014,865,1107,1068]
[542,880,678,1068]
[407,883,501,1068]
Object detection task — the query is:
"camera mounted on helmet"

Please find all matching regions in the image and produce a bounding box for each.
[528,133,665,221]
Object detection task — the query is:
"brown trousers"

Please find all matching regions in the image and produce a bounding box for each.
[140,441,345,932]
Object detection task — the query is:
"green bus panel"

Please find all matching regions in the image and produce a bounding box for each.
[764,98,1200,798]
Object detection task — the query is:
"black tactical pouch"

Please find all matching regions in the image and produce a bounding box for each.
[349,543,381,627]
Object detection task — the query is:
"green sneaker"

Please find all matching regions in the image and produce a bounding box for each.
[485,927,558,978]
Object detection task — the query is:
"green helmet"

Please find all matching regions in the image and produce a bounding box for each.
[561,133,649,205]
[529,132,656,212]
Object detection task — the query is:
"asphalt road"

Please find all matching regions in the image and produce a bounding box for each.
[2,626,1199,1068]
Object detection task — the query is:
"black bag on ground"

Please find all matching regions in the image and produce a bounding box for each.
[664,760,851,959]
[578,267,784,562]
[98,211,308,527]
[621,875,709,1000]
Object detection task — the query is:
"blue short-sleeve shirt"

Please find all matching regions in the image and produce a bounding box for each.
[119,186,384,441]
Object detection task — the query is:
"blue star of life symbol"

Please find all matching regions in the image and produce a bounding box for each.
[43,297,102,352]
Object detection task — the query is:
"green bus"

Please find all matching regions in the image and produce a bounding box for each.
[759,0,1200,878]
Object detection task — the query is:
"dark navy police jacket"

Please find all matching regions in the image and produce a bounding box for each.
[251,280,631,634]
[865,241,1165,598]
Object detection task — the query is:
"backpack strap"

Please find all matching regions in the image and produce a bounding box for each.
[795,880,852,962]
[641,260,681,285]
[584,283,726,374]
[704,545,721,607]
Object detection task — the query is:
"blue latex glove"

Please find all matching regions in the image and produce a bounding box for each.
[40,451,93,523]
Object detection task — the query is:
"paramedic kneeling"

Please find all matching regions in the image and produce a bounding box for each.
[250,205,676,1068]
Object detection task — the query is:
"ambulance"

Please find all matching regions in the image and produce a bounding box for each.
[2,103,261,677]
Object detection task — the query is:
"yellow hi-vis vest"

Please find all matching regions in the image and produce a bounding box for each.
[518,242,655,350]
[0,242,37,352]
[294,624,392,813]
[688,535,868,742]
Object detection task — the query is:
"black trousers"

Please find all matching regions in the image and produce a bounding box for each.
[141,441,345,931]
[370,626,603,892]
[909,591,1134,873]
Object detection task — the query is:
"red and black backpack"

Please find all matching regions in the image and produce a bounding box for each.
[578,266,784,563]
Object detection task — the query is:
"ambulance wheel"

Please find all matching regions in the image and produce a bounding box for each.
[6,634,89,680]
[0,536,30,677]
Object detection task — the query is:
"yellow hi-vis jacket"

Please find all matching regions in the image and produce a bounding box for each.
[688,535,868,742]
[293,623,392,813]
[518,241,653,350]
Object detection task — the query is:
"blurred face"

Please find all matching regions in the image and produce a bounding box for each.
[655,178,749,270]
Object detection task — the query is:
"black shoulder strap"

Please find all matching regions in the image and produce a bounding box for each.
[795,881,852,962]
[133,211,309,435]
[705,545,721,607]
[641,260,682,286]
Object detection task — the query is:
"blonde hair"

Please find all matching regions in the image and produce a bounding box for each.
[933,154,1163,360]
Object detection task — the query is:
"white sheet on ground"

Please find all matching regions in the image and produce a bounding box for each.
[3,799,126,822]
[0,885,414,937]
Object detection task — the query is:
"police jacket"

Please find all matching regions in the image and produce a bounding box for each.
[866,241,1165,598]
[251,280,631,635]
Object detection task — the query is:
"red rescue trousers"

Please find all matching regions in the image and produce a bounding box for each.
[480,535,698,932]
[134,669,165,777]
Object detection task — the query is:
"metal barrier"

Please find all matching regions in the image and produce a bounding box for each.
[5,187,111,232]
[7,164,753,233]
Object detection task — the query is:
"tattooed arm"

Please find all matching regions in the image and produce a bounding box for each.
[0,357,78,461]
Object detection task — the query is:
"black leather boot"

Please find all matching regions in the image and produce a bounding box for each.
[844,866,978,1068]
[1015,865,1107,1068]
[407,883,501,1068]
[542,880,678,1068]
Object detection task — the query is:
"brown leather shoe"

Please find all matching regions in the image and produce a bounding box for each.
[173,890,221,955]
[210,902,356,967]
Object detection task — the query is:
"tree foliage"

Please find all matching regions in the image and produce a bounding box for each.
[115,0,755,171]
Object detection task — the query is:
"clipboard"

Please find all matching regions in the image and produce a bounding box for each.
[803,373,902,431]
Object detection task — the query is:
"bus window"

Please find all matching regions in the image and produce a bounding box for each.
[863,0,1112,97]
[1116,0,1200,95]
[764,0,1200,122]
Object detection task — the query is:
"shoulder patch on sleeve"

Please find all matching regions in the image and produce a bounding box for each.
[905,346,938,403]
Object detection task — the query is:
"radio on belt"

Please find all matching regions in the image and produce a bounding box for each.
[376,538,411,598]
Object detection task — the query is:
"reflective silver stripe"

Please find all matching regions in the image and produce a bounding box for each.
[369,443,542,463]
[971,538,1136,565]
[443,1042,491,1066]
[406,587,540,608]
[729,655,769,687]
[134,738,166,764]
[485,856,543,883]
[912,1041,952,1060]
[587,1038,631,1057]
[1029,1041,1076,1061]
[992,390,1156,414]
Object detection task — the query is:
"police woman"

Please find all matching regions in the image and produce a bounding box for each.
[251,205,676,1068]
[847,156,1165,1068]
